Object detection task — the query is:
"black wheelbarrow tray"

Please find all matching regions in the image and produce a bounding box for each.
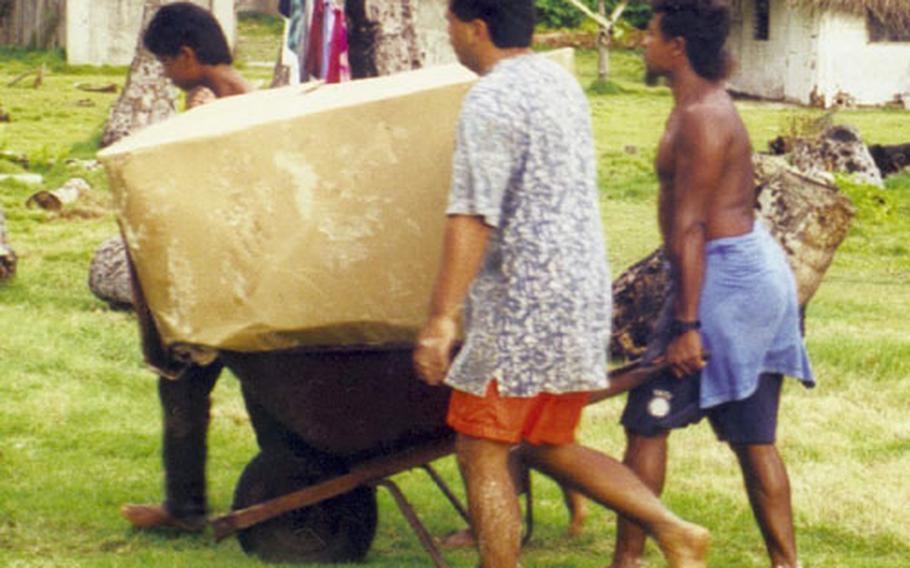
[210,346,666,566]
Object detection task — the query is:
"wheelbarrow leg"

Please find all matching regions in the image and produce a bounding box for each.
[519,464,534,547]
[421,464,470,525]
[421,457,535,549]
[374,479,452,568]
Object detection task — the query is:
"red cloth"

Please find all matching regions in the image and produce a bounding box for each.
[326,7,349,83]
[304,0,325,80]
[446,380,589,445]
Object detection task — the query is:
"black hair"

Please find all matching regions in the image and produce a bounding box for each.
[651,0,731,81]
[449,0,536,49]
[143,2,232,65]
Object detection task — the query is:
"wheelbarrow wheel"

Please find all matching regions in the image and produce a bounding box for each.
[232,451,378,564]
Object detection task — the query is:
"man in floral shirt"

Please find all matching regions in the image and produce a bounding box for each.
[413,1,709,567]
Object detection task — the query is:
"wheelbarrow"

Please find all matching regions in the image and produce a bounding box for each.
[209,348,670,566]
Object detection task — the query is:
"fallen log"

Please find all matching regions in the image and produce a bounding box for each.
[75,82,119,93]
[25,178,91,211]
[791,124,883,187]
[7,64,46,89]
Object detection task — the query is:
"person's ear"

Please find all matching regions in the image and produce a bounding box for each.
[178,45,198,65]
[671,36,686,59]
[468,18,489,46]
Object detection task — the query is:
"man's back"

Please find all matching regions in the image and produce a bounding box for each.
[445,53,611,397]
[657,87,755,243]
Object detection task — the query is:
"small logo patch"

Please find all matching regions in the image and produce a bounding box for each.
[648,390,672,418]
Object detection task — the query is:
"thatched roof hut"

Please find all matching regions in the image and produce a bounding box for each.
[727,0,910,107]
[789,0,910,30]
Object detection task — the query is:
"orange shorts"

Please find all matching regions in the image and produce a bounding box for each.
[447,381,590,445]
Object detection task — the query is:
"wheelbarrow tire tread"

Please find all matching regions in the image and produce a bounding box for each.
[232,451,378,564]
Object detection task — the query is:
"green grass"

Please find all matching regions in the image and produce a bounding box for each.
[233,12,284,86]
[1,21,909,567]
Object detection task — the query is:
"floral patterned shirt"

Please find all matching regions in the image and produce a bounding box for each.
[444,54,611,397]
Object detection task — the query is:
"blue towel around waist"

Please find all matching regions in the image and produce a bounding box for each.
[697,222,814,407]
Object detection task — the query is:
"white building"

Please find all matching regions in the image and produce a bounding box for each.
[727,0,910,107]
[66,0,236,66]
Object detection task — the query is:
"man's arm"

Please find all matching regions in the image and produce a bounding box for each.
[666,107,726,377]
[413,215,492,386]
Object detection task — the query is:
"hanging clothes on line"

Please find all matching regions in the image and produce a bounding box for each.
[326,6,350,83]
[301,0,349,83]
[321,1,335,81]
[303,0,325,81]
[276,0,310,86]
[326,5,350,83]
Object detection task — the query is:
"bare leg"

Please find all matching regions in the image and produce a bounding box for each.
[456,434,522,568]
[609,430,670,568]
[562,486,588,537]
[441,448,587,547]
[730,443,798,568]
[522,442,708,568]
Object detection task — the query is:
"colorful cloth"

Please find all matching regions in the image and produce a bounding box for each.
[285,0,307,53]
[321,1,334,80]
[303,0,325,79]
[326,6,349,83]
[444,54,611,397]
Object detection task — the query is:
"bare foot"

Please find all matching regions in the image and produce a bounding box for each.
[439,528,476,548]
[566,493,588,538]
[654,520,710,568]
[121,503,207,532]
[605,558,645,568]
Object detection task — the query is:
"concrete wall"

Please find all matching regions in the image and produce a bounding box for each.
[815,11,910,107]
[66,0,236,66]
[728,0,910,107]
[413,0,455,67]
[727,0,819,104]
[236,0,277,13]
[0,0,66,49]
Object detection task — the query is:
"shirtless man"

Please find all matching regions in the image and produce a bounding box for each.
[121,2,252,532]
[610,2,814,567]
[414,2,709,567]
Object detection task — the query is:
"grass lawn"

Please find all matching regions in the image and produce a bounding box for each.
[1,15,908,567]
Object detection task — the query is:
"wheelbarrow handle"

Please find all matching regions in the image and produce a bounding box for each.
[589,351,711,405]
[211,436,455,542]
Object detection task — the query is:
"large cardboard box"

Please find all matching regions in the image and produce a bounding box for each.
[99,51,574,352]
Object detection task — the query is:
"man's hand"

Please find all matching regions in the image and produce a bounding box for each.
[666,330,706,378]
[413,316,459,386]
[186,86,216,109]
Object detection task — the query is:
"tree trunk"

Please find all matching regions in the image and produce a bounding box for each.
[99,0,228,148]
[597,0,608,81]
[609,154,856,359]
[99,0,179,148]
[345,0,452,79]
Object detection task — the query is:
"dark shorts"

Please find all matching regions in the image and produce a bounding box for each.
[621,373,784,445]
